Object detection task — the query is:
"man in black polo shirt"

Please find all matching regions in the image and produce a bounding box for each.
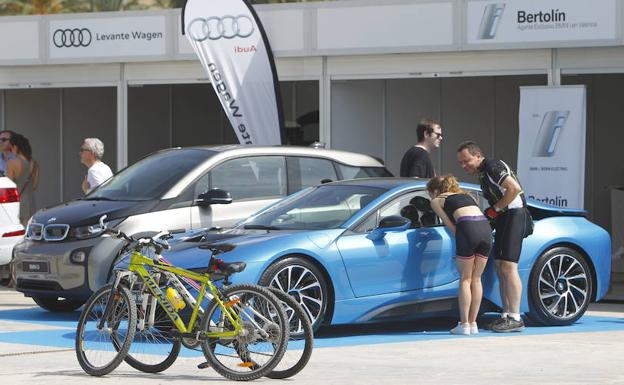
[399,119,443,178]
[457,141,531,333]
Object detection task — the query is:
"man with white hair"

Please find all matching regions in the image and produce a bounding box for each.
[80,138,113,194]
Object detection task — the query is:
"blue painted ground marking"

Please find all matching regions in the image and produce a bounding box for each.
[1,307,623,356]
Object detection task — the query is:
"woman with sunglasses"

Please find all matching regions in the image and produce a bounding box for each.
[427,175,492,335]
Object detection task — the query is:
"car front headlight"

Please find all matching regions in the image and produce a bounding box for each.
[70,217,126,240]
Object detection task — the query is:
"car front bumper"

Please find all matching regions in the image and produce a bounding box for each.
[12,237,101,300]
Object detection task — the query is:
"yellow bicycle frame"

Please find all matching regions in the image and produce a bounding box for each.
[127,250,241,338]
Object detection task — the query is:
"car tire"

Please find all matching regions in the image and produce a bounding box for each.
[527,247,593,326]
[32,296,85,312]
[259,256,329,333]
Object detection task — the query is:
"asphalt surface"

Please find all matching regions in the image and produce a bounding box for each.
[1,286,624,384]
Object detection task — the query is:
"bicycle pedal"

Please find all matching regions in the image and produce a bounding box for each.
[197,361,211,369]
[237,362,256,368]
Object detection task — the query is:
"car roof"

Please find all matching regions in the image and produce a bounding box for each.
[326,177,481,191]
[159,145,387,199]
[326,177,428,189]
[175,145,385,167]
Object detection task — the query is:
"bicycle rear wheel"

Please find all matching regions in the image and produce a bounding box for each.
[75,284,136,376]
[266,287,314,379]
[200,284,289,381]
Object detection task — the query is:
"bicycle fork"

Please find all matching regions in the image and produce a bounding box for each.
[97,270,136,331]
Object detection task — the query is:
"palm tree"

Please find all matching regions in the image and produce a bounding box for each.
[62,0,91,13]
[93,0,146,11]
[150,0,186,8]
[2,0,65,14]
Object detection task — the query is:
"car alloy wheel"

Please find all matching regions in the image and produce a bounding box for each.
[259,257,328,332]
[528,247,592,326]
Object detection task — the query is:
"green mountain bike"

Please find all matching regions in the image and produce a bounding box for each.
[75,216,289,381]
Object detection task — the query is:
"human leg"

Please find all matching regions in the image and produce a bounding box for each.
[456,256,475,324]
[498,260,522,314]
[492,260,525,332]
[495,208,526,316]
[495,260,510,314]
[468,255,488,324]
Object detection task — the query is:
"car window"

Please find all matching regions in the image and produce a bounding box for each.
[193,172,211,201]
[211,156,287,200]
[336,164,392,179]
[287,157,338,193]
[467,189,488,211]
[241,185,386,230]
[87,149,213,201]
[353,190,440,233]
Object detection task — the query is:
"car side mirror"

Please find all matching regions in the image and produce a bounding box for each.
[367,215,410,241]
[196,188,232,207]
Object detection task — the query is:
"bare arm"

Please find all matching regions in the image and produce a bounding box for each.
[5,159,17,181]
[494,177,522,211]
[431,197,456,234]
[81,175,90,194]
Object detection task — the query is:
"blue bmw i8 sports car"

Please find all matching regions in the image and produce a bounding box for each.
[149,178,611,331]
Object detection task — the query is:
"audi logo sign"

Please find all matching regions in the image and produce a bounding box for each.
[187,15,255,42]
[53,28,92,48]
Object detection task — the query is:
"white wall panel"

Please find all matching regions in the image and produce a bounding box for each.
[0,21,39,62]
[0,64,121,87]
[326,50,551,78]
[317,2,454,52]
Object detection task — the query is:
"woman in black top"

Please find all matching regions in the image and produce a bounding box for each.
[427,175,492,335]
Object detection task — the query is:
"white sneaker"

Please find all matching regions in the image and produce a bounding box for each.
[470,322,479,335]
[450,322,470,335]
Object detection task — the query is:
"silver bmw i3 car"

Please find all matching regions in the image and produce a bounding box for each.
[12,145,391,311]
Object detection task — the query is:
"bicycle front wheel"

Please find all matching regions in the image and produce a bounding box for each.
[75,284,137,376]
[266,287,314,379]
[123,304,182,373]
[200,284,289,381]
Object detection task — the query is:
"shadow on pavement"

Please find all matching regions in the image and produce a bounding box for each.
[36,370,231,382]
[0,308,80,323]
[316,316,459,338]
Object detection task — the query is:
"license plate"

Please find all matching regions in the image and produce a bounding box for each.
[22,261,49,273]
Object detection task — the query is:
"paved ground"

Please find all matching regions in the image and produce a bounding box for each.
[2,286,624,384]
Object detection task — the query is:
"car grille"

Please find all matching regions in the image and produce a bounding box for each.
[26,223,43,240]
[26,223,70,241]
[16,279,63,292]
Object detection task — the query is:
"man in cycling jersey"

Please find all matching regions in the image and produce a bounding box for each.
[457,141,530,333]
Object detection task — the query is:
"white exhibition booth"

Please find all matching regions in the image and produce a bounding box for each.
[0,0,623,243]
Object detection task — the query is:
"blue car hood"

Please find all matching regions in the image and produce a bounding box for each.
[159,228,340,270]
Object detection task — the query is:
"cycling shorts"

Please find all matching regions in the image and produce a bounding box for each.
[493,208,528,263]
[455,217,492,259]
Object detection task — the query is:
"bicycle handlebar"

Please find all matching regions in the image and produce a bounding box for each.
[98,215,171,256]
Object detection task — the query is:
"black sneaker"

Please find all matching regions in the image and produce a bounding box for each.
[491,316,525,333]
[484,316,507,330]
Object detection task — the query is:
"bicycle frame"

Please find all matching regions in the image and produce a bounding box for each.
[124,250,242,339]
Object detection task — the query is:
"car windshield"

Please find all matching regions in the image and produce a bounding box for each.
[240,184,386,230]
[86,149,214,201]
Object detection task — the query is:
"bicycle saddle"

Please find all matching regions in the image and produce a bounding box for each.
[205,258,247,277]
[198,242,236,255]
[219,261,247,275]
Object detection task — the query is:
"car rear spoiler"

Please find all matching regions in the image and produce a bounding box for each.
[527,199,586,220]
